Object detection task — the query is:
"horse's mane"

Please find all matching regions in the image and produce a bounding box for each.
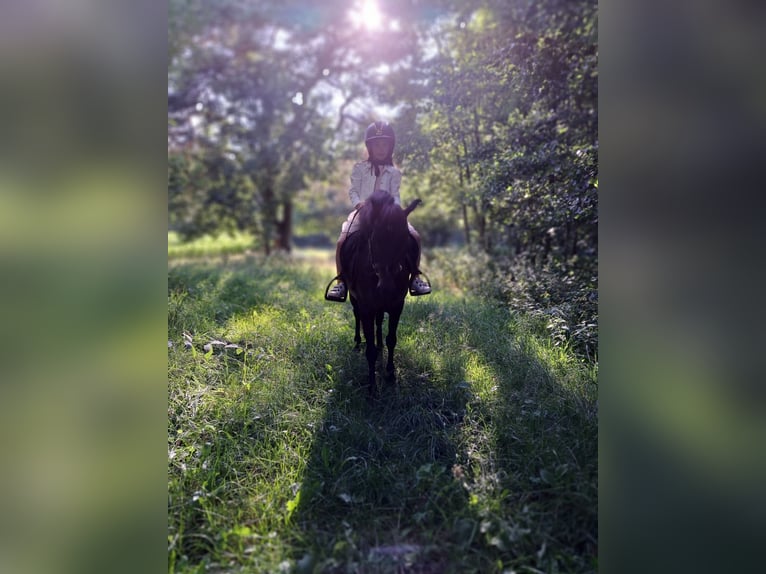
[342,190,422,282]
[357,190,403,232]
[342,191,410,282]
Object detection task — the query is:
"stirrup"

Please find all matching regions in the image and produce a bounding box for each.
[324,276,347,302]
[409,272,432,296]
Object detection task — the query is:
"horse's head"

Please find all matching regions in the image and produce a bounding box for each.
[359,191,421,298]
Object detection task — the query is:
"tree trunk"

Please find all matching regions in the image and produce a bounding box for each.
[262,185,275,256]
[275,199,292,252]
[473,201,486,250]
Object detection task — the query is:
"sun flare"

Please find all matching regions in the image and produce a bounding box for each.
[349,0,383,31]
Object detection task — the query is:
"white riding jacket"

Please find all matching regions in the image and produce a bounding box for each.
[348,161,402,208]
[341,161,415,237]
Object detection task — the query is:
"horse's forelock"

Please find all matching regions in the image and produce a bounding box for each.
[359,191,403,231]
[355,194,409,263]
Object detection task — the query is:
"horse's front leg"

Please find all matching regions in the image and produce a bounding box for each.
[361,313,378,396]
[375,310,385,349]
[352,302,362,351]
[384,302,405,381]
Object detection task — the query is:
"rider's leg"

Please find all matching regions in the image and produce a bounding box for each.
[408,226,431,295]
[335,234,345,278]
[325,229,348,301]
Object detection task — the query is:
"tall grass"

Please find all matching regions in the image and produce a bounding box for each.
[168,247,597,573]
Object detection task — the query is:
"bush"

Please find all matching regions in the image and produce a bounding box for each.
[427,247,597,362]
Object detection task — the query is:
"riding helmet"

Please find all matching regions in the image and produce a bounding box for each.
[364,120,395,151]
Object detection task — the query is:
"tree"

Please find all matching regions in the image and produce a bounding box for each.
[168,0,442,252]
[168,2,332,251]
[399,0,597,269]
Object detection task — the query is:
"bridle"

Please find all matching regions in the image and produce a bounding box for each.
[367,223,407,280]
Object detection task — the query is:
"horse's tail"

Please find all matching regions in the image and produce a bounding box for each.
[404,198,422,217]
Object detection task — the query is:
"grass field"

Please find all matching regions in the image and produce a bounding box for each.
[168,245,597,573]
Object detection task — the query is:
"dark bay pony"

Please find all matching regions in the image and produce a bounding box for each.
[340,190,422,395]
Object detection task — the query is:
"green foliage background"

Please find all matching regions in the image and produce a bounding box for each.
[168,0,598,356]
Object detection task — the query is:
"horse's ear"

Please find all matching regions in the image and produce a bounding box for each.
[404,198,422,217]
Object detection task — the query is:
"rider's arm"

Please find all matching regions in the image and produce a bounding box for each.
[349,162,365,208]
[388,168,402,206]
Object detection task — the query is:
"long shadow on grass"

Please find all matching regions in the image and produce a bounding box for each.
[402,297,598,572]
[478,342,598,573]
[290,296,597,572]
[290,299,479,572]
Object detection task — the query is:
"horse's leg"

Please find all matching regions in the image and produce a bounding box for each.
[352,299,362,351]
[361,312,378,396]
[384,302,405,381]
[375,310,384,349]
